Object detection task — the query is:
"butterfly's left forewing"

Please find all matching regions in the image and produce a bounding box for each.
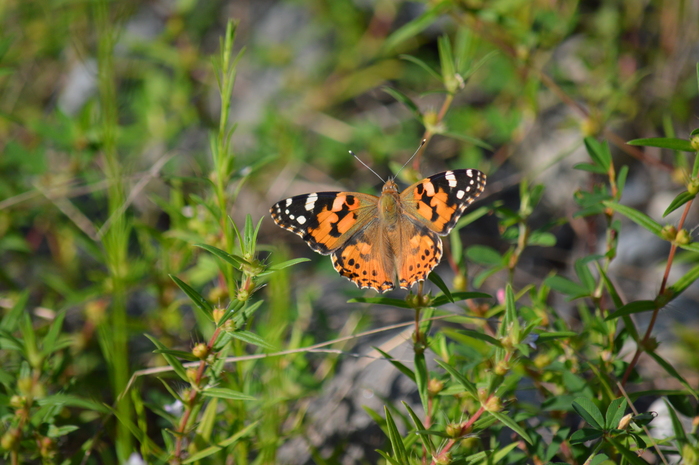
[401,169,486,235]
[270,191,378,254]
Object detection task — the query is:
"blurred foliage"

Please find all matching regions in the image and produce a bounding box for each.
[1,0,699,464]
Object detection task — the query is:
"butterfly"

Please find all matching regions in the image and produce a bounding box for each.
[270,169,486,292]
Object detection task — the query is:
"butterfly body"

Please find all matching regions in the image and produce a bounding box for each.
[270,169,486,293]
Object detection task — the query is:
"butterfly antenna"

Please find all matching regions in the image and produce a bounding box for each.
[395,139,426,178]
[350,150,386,183]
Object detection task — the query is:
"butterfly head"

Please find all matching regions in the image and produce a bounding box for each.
[381,178,399,194]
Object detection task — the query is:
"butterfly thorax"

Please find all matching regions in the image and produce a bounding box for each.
[378,179,402,225]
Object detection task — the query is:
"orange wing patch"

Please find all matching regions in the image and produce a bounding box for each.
[397,227,443,290]
[331,227,395,292]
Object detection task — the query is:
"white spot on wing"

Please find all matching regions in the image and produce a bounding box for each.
[305,193,318,211]
[467,169,473,176]
[286,198,292,207]
[297,215,307,225]
[445,171,457,187]
[289,214,295,220]
[285,209,290,214]
[456,190,465,199]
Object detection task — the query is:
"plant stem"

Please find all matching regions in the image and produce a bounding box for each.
[619,199,693,389]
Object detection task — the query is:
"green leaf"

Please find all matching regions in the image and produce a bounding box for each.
[603,201,663,235]
[384,406,408,463]
[47,424,80,438]
[431,291,491,307]
[436,359,477,397]
[442,131,494,150]
[502,284,518,338]
[628,137,696,152]
[528,231,557,247]
[646,350,698,398]
[584,137,611,171]
[544,275,588,298]
[195,243,247,268]
[414,351,429,414]
[573,163,608,174]
[605,398,627,430]
[667,261,699,298]
[444,328,500,346]
[606,436,650,465]
[572,397,604,429]
[170,275,214,322]
[455,205,490,230]
[399,54,442,81]
[145,334,188,382]
[227,330,276,350]
[402,401,436,455]
[153,349,200,362]
[489,411,533,444]
[534,331,578,341]
[0,290,28,331]
[590,454,611,465]
[570,428,603,444]
[267,257,310,271]
[466,245,503,265]
[428,272,452,302]
[383,87,423,123]
[37,394,110,414]
[41,308,66,356]
[182,421,258,464]
[348,297,411,308]
[605,300,656,320]
[663,191,696,217]
[382,6,442,52]
[375,348,415,381]
[201,388,256,401]
[663,398,688,445]
[491,442,520,462]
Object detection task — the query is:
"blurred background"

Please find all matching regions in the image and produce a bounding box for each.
[1,0,699,463]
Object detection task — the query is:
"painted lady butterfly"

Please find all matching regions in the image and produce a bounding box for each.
[270,169,486,292]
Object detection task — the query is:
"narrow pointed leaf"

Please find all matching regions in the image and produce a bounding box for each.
[605,300,656,320]
[628,137,695,152]
[436,359,477,397]
[489,411,533,444]
[145,334,188,382]
[384,407,408,463]
[182,421,258,464]
[375,348,415,382]
[201,388,256,401]
[170,275,214,322]
[646,350,698,398]
[604,201,663,235]
[348,297,411,308]
[664,191,695,217]
[428,272,453,302]
[402,402,436,455]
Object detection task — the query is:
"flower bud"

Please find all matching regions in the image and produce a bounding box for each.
[691,135,699,152]
[212,308,225,324]
[676,229,691,246]
[192,343,209,359]
[484,395,503,412]
[617,413,633,430]
[428,378,445,397]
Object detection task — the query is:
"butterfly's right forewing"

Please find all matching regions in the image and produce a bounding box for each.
[270,192,378,254]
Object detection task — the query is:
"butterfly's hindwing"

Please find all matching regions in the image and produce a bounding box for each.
[270,191,377,255]
[402,169,486,235]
